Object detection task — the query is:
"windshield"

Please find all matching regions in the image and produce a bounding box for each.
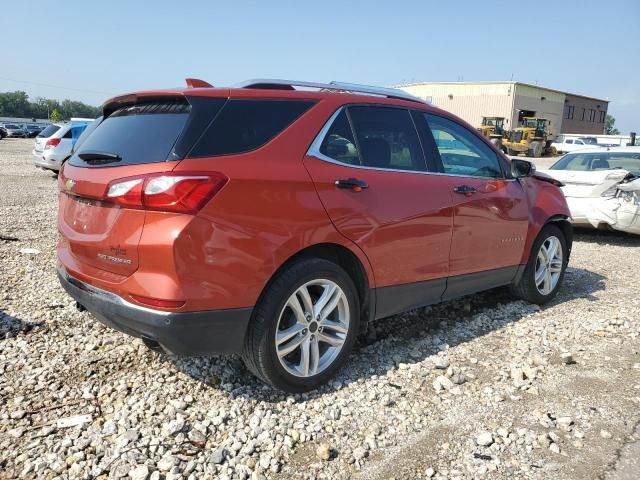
[551,151,640,176]
[5,124,20,129]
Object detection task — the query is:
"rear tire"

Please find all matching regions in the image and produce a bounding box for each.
[242,258,360,392]
[511,224,568,304]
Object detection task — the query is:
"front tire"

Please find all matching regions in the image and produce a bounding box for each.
[242,258,360,392]
[511,224,568,304]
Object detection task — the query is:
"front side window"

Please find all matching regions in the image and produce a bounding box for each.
[348,106,426,171]
[424,114,503,178]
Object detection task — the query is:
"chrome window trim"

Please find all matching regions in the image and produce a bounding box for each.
[307,106,517,180]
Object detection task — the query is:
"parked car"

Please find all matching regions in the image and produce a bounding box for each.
[24,124,45,138]
[32,121,92,172]
[551,135,603,154]
[57,78,572,391]
[539,147,640,235]
[0,126,6,139]
[2,123,27,138]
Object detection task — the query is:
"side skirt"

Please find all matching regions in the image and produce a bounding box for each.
[373,265,524,321]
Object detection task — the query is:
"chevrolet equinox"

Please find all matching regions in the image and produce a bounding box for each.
[57,78,572,391]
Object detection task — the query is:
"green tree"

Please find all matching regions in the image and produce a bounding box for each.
[49,109,64,123]
[0,91,31,117]
[0,91,99,120]
[604,114,620,135]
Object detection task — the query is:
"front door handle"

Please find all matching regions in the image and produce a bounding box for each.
[335,178,369,192]
[453,185,477,196]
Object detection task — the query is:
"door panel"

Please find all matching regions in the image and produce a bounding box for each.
[304,155,454,287]
[442,177,529,276]
[421,112,529,277]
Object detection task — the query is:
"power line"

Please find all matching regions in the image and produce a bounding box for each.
[0,76,112,96]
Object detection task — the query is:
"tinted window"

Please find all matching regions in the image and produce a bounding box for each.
[63,128,73,139]
[70,101,191,167]
[37,125,60,138]
[348,106,426,171]
[319,110,359,165]
[191,99,314,157]
[425,114,502,178]
[566,139,574,144]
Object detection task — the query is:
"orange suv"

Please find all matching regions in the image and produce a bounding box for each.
[58,79,572,391]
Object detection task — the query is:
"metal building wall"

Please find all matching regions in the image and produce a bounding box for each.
[512,84,565,141]
[395,83,515,129]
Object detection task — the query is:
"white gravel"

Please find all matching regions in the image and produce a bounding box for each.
[1,138,639,479]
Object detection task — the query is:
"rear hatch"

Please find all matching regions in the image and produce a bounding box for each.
[58,95,225,277]
[35,124,61,152]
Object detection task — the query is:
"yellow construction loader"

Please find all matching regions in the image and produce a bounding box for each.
[502,117,550,157]
[477,117,507,149]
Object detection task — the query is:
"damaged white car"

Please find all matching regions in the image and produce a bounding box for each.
[540,147,640,235]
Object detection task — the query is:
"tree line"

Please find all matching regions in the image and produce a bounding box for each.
[0,91,101,121]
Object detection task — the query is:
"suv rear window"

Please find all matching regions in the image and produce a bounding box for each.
[37,125,60,138]
[190,99,315,157]
[70,101,191,167]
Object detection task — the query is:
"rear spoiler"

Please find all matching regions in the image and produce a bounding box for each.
[532,171,564,187]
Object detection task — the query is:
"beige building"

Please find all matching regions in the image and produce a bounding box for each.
[394,81,609,139]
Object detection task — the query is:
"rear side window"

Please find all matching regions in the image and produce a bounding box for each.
[348,106,426,171]
[38,125,60,138]
[191,99,315,157]
[319,110,359,165]
[70,101,191,167]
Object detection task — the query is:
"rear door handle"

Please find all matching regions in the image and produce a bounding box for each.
[453,185,477,196]
[335,178,369,192]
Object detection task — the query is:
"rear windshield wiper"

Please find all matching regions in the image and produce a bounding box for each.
[78,151,122,165]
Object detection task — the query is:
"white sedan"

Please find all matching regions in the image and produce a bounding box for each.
[539,147,640,235]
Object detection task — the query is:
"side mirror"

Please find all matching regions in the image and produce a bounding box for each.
[511,158,536,178]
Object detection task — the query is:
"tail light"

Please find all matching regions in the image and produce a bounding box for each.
[45,138,61,149]
[104,172,228,214]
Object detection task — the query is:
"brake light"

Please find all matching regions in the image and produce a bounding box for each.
[45,138,61,149]
[129,294,185,309]
[104,172,228,213]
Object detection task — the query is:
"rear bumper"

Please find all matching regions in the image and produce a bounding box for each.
[32,150,62,170]
[57,267,252,355]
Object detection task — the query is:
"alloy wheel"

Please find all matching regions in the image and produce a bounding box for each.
[534,235,563,295]
[275,279,350,378]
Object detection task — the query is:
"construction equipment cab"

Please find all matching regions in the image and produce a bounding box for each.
[503,117,550,157]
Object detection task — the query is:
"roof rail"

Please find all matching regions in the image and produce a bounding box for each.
[235,79,426,104]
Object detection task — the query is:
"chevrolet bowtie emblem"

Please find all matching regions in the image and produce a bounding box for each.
[65,179,75,193]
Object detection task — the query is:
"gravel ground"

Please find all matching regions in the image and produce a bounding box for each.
[1,138,639,480]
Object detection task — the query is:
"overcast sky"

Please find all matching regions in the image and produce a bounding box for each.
[2,0,638,132]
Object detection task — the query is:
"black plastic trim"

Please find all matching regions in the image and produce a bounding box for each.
[58,269,252,355]
[375,278,446,320]
[374,265,522,319]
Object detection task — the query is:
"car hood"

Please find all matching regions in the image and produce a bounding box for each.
[538,169,630,197]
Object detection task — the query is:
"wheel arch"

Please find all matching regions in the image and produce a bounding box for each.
[256,243,374,328]
[546,215,573,260]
